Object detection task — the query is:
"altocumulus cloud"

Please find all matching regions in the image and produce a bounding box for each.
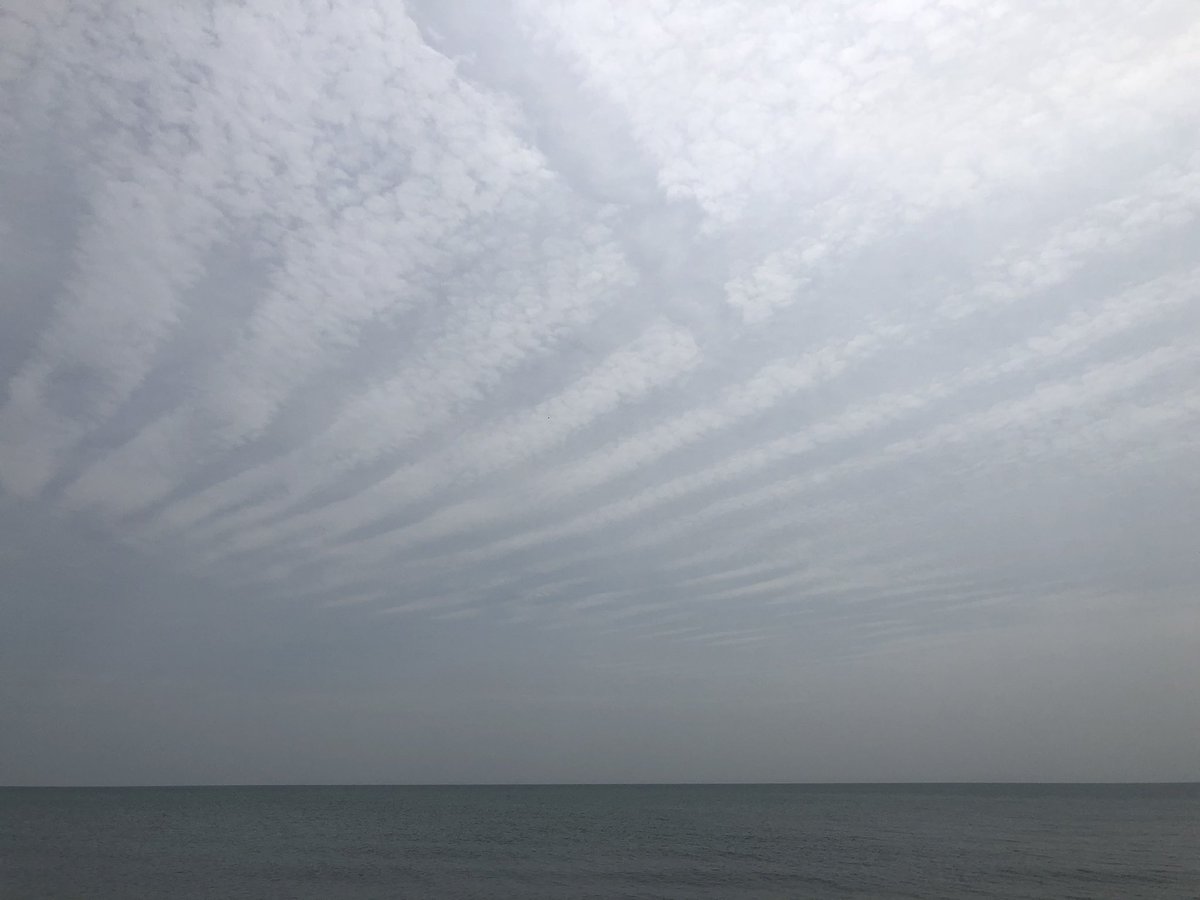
[1,0,1199,785]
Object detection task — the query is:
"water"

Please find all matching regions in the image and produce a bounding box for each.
[1,784,1197,898]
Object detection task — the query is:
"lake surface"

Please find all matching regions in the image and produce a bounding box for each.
[2,783,1197,898]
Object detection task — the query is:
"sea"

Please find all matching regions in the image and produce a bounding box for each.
[1,784,1197,899]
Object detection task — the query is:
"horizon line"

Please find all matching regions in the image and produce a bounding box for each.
[5,780,1198,789]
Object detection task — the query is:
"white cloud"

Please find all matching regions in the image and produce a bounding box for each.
[194,319,700,557]
[521,0,1200,233]
[54,2,576,517]
[295,267,1196,610]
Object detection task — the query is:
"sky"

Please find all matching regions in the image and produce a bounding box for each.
[1,0,1198,786]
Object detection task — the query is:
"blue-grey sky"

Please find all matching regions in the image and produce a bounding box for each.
[2,0,1199,785]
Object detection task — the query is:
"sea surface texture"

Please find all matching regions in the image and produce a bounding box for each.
[1,784,1197,899]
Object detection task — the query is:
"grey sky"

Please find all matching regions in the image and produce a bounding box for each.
[1,0,1198,785]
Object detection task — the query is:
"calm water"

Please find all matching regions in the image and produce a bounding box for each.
[1,784,1197,899]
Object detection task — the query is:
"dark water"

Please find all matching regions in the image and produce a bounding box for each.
[1,784,1197,899]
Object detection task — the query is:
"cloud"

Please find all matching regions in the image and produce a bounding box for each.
[3,0,1199,785]
[265,258,1196,607]
[520,0,1200,232]
[187,319,700,555]
[46,3,583,519]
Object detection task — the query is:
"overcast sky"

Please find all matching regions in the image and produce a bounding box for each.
[2,0,1198,785]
